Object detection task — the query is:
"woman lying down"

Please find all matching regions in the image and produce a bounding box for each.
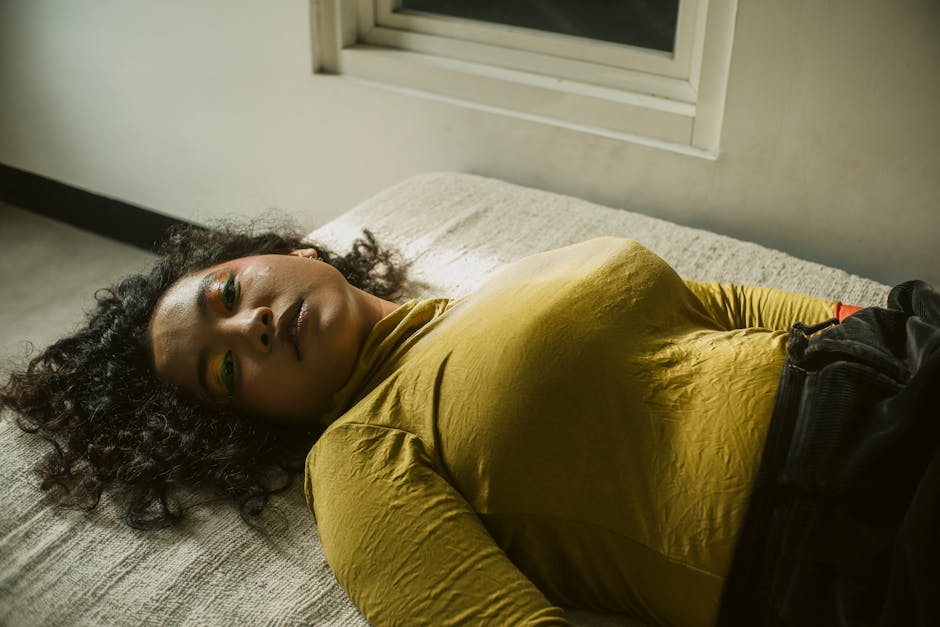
[2,223,937,627]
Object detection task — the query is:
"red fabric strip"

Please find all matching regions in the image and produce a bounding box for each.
[835,302,863,322]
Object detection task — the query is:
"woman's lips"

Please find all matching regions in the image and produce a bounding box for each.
[293,301,309,361]
[277,299,307,361]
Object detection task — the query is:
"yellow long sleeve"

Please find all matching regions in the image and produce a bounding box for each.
[683,280,836,331]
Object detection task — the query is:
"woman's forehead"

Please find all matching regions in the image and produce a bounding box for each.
[155,272,203,322]
[148,273,203,392]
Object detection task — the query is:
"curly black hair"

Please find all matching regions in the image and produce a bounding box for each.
[0,221,407,531]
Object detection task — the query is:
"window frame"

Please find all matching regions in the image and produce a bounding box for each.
[311,0,738,158]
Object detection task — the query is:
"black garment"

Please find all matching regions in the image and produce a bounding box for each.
[718,280,940,627]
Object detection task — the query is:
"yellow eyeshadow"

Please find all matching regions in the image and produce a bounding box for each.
[207,352,229,396]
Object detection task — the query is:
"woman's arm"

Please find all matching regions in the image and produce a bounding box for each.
[305,424,571,627]
[683,280,843,331]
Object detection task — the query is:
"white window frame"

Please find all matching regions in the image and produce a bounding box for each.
[310,0,738,158]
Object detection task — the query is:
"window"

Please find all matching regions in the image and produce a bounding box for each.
[394,1,681,53]
[311,0,738,158]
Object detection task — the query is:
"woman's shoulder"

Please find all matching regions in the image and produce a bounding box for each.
[307,419,434,479]
[513,236,669,277]
[303,419,441,519]
[464,236,674,303]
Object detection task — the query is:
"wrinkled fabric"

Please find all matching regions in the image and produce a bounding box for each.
[304,238,837,627]
[717,280,940,627]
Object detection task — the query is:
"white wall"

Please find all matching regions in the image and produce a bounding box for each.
[1,0,937,287]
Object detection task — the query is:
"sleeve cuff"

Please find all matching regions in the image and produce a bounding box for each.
[835,302,863,322]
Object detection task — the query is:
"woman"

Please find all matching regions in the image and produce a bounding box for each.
[2,224,936,626]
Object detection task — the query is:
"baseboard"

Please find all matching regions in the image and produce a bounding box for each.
[0,163,191,252]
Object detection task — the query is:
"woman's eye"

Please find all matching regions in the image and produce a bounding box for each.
[221,271,238,311]
[220,350,237,396]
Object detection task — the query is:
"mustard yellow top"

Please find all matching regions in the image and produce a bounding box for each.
[304,238,835,627]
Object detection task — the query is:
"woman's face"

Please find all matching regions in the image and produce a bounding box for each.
[149,250,382,423]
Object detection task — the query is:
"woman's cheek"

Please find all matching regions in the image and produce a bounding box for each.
[236,361,265,407]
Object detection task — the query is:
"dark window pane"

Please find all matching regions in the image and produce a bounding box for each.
[397,0,679,53]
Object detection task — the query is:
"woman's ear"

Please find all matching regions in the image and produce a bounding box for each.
[285,248,318,260]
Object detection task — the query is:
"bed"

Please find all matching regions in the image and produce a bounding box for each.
[0,172,890,626]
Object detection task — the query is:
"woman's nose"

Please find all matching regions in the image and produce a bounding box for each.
[229,306,275,353]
